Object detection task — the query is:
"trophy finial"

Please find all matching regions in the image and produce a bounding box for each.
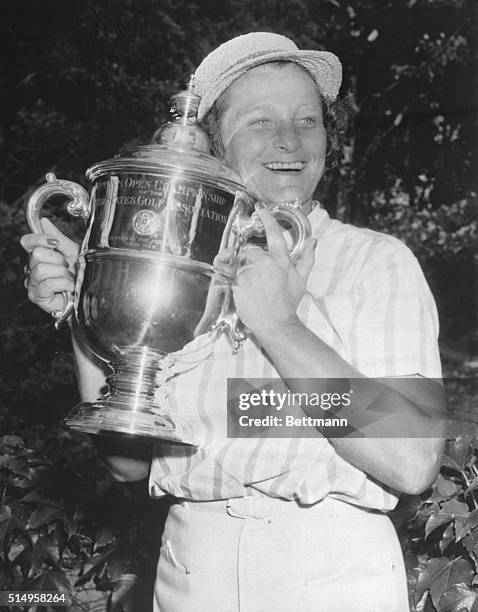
[170,82,201,123]
[151,78,210,153]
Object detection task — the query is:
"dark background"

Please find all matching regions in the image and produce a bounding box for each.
[1,0,477,431]
[0,0,477,609]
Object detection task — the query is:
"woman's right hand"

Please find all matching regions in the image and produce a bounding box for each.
[20,218,80,315]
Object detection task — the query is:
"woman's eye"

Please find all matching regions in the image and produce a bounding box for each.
[250,118,271,127]
[298,117,317,125]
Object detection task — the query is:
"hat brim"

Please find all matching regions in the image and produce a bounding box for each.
[197,49,342,121]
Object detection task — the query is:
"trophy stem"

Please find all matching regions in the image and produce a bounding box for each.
[107,349,164,404]
[63,349,197,445]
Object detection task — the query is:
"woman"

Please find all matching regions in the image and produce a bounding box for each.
[21,33,445,611]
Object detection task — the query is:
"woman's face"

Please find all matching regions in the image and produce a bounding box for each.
[220,63,326,205]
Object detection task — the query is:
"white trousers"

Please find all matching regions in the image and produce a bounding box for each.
[154,495,409,612]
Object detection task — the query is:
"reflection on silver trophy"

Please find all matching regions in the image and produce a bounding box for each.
[26,81,311,445]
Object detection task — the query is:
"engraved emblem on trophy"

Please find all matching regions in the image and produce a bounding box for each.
[25,80,311,445]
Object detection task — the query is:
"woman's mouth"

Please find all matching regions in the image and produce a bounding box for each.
[263,161,305,172]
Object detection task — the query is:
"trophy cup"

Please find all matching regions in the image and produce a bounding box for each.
[26,81,311,445]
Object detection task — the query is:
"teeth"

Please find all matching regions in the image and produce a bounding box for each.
[264,161,305,171]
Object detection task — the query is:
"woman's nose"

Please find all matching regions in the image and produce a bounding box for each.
[273,121,301,152]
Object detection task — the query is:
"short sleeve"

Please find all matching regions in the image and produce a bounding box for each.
[349,242,442,379]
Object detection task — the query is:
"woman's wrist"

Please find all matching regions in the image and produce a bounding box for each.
[252,314,304,344]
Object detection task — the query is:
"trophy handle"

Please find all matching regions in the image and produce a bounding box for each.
[25,172,90,326]
[230,199,311,264]
[209,286,247,352]
[213,198,312,351]
[265,201,311,264]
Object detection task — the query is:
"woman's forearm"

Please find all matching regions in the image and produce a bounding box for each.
[71,324,152,482]
[70,324,109,402]
[253,317,446,494]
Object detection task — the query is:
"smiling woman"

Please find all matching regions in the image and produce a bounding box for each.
[201,60,343,173]
[218,63,327,206]
[20,31,445,612]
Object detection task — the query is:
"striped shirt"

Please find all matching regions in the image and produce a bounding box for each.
[149,205,442,510]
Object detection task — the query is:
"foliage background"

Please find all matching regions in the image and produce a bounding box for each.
[0,0,477,610]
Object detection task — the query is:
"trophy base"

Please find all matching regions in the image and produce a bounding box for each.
[63,400,197,446]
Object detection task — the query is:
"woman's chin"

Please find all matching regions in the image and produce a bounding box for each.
[242,176,316,206]
[256,190,311,206]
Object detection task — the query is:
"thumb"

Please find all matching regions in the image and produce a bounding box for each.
[40,218,80,268]
[295,237,317,280]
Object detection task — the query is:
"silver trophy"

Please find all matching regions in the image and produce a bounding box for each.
[26,82,311,445]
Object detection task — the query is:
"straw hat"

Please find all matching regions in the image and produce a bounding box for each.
[193,32,342,120]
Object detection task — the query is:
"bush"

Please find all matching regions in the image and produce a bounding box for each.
[0,433,167,611]
[392,372,478,612]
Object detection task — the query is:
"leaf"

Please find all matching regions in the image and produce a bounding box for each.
[425,499,468,538]
[37,533,60,564]
[441,455,467,474]
[107,550,128,581]
[440,523,455,553]
[456,510,478,543]
[436,583,478,612]
[6,456,30,477]
[49,567,72,592]
[446,436,474,469]
[0,504,13,548]
[95,525,117,550]
[463,530,478,569]
[437,475,461,497]
[59,507,79,539]
[110,573,137,611]
[465,477,478,495]
[415,558,474,608]
[92,557,112,591]
[7,533,30,563]
[75,545,117,587]
[427,474,460,503]
[441,500,470,518]
[8,475,34,489]
[27,504,61,530]
[21,491,48,504]
[426,512,456,538]
[432,500,472,542]
[9,538,34,576]
[22,568,72,593]
[0,436,26,453]
[0,504,28,550]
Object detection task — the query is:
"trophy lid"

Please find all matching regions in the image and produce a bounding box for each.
[87,78,243,191]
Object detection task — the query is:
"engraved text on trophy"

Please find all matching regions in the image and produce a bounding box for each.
[86,173,234,263]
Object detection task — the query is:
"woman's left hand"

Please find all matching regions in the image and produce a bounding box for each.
[232,204,316,335]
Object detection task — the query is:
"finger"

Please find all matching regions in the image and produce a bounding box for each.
[27,278,75,314]
[240,245,267,265]
[235,263,257,279]
[294,238,317,281]
[26,292,66,314]
[232,264,256,289]
[21,219,80,270]
[29,263,74,287]
[40,218,80,267]
[213,247,234,267]
[30,276,75,301]
[20,232,62,254]
[29,246,69,267]
[254,205,289,266]
[213,262,235,279]
[213,248,236,279]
